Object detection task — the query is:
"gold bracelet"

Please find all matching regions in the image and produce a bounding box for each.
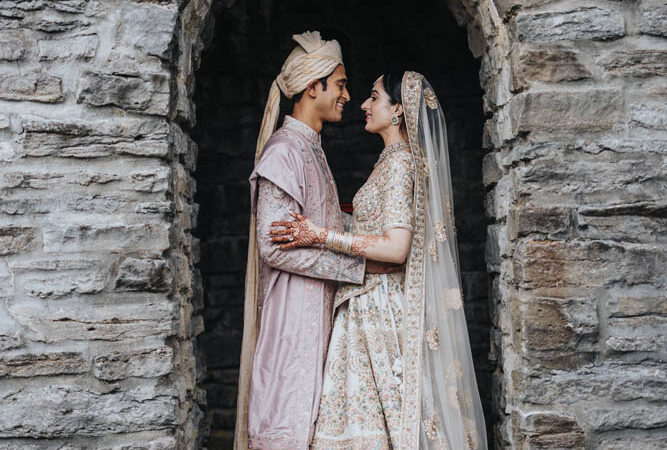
[325,230,354,254]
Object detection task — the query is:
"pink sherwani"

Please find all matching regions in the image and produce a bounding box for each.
[247,116,365,449]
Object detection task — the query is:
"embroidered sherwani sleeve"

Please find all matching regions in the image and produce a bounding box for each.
[256,178,365,284]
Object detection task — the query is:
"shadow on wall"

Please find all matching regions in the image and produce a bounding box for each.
[190,0,488,447]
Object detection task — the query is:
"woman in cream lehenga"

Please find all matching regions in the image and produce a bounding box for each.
[271,71,487,449]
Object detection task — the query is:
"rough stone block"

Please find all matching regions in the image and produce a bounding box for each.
[0,434,177,450]
[135,201,173,215]
[513,45,591,85]
[20,116,170,158]
[491,0,553,17]
[606,335,665,352]
[118,1,178,59]
[514,240,666,289]
[577,213,666,244]
[43,223,170,253]
[0,169,123,190]
[0,31,29,61]
[514,147,665,207]
[510,89,622,132]
[0,352,88,377]
[44,0,89,14]
[94,347,173,380]
[10,257,109,299]
[607,296,667,317]
[0,226,36,256]
[115,258,171,292]
[485,224,508,272]
[482,152,503,187]
[638,0,667,37]
[77,71,170,116]
[599,436,667,449]
[38,34,98,60]
[606,315,667,353]
[521,361,667,405]
[21,272,106,299]
[0,72,63,103]
[0,386,177,437]
[630,101,667,131]
[516,6,625,42]
[31,18,91,33]
[7,296,176,342]
[520,296,598,352]
[511,206,572,238]
[600,50,667,78]
[520,411,585,449]
[585,405,667,431]
[130,168,169,193]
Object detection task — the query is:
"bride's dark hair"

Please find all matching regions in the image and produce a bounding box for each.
[381,70,408,137]
[381,70,404,106]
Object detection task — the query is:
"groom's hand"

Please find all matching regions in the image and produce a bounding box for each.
[365,260,404,274]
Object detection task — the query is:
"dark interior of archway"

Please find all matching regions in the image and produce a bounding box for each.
[191,0,491,447]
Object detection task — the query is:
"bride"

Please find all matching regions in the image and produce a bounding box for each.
[270,71,487,449]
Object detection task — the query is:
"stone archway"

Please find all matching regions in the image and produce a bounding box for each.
[191,0,499,447]
[0,0,664,448]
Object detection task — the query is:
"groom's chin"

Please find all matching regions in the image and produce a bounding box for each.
[326,113,344,123]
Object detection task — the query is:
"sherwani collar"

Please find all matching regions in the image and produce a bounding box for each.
[284,115,321,146]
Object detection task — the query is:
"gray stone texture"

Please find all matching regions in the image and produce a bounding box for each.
[516,6,626,42]
[0,0,665,448]
[638,0,667,37]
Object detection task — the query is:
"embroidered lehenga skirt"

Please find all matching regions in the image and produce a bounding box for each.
[311,272,405,449]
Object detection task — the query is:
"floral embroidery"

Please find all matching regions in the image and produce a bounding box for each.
[444,288,463,309]
[424,87,438,109]
[423,414,439,439]
[426,325,440,350]
[445,359,463,383]
[428,240,439,263]
[314,268,406,447]
[446,385,460,410]
[466,430,475,449]
[425,158,438,178]
[433,220,448,242]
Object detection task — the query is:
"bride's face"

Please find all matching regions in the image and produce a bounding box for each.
[361,81,396,134]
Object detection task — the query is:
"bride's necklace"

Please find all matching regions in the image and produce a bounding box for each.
[374,140,409,167]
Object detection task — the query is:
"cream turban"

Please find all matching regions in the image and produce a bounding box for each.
[254,31,344,160]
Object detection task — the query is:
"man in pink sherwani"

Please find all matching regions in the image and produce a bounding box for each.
[234,32,366,449]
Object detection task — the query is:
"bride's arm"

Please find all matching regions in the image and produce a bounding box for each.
[270,212,413,264]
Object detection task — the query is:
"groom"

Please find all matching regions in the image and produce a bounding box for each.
[234,32,366,449]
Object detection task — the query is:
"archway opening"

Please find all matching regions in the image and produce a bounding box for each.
[191,0,491,447]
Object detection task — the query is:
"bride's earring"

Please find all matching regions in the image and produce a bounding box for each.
[391,116,400,126]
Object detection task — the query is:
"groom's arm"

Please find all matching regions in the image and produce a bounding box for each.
[256,178,365,284]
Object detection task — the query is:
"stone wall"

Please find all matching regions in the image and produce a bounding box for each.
[0,0,665,448]
[450,0,667,447]
[0,0,212,448]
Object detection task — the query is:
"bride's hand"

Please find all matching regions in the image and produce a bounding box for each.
[270,212,326,250]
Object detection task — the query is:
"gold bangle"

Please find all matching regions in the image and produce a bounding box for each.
[325,230,354,254]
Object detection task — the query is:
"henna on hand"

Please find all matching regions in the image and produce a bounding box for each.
[350,235,381,256]
[269,212,326,250]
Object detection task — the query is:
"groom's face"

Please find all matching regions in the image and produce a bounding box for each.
[313,64,350,123]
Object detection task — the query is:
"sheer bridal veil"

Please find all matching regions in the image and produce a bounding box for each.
[399,71,487,450]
